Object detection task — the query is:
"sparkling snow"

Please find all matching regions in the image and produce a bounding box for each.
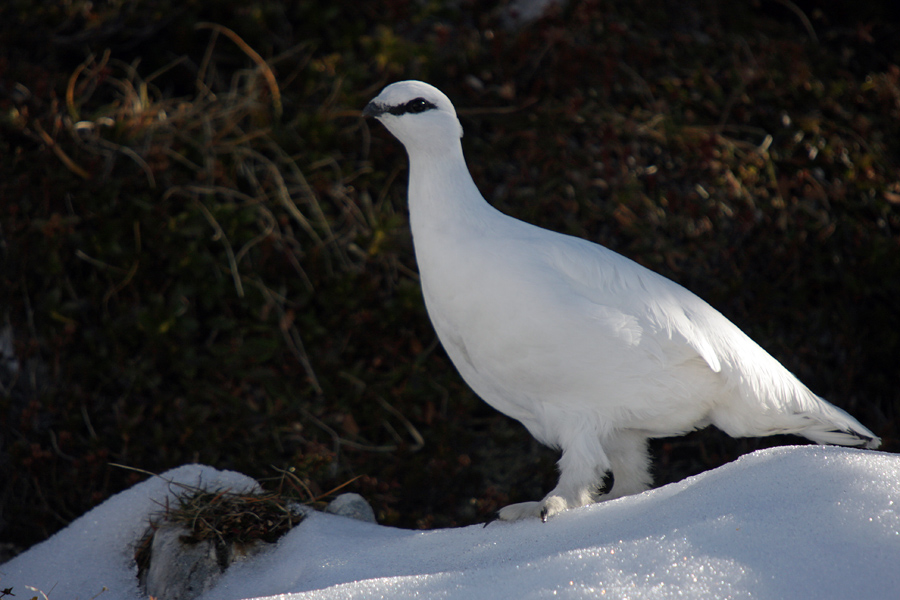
[2,445,898,599]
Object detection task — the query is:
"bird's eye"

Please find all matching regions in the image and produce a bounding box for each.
[404,98,435,114]
[385,97,437,116]
[406,98,430,113]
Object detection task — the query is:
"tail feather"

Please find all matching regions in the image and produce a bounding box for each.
[689,313,879,450]
[715,352,881,450]
[796,395,881,449]
[801,423,880,449]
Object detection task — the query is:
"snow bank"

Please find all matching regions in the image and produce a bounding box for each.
[0,465,260,599]
[2,446,898,599]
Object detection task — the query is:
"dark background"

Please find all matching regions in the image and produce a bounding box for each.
[1,0,898,554]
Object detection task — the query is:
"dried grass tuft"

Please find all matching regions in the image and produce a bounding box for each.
[126,464,363,576]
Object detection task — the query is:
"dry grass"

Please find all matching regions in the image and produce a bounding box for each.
[129,464,365,578]
[133,485,303,576]
[53,34,373,394]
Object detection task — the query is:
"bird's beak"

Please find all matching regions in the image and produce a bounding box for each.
[363,101,384,118]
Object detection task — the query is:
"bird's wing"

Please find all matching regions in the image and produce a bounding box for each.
[539,232,726,375]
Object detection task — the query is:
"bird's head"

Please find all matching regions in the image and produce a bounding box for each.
[363,81,463,155]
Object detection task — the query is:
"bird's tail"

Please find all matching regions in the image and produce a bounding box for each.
[712,349,881,450]
[797,397,881,449]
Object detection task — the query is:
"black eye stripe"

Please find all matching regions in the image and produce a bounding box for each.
[386,98,437,116]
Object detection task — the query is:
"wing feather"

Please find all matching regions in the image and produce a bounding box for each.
[544,233,725,375]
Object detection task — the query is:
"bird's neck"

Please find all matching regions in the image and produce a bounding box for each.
[406,141,499,236]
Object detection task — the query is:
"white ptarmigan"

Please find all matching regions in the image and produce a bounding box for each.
[363,80,880,522]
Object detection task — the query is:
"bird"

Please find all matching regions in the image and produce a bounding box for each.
[363,80,881,522]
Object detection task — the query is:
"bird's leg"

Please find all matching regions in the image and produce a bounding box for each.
[598,470,615,495]
[498,433,612,522]
[602,430,652,499]
[541,436,613,519]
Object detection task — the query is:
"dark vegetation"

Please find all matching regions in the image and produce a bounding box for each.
[1,0,898,553]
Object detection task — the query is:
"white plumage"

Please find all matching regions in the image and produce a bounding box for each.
[364,81,880,521]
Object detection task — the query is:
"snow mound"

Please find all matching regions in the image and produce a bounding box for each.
[2,446,898,599]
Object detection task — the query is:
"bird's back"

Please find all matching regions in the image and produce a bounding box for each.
[414,201,878,448]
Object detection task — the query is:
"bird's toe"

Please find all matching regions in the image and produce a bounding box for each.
[497,501,544,521]
[539,496,568,522]
[497,496,570,522]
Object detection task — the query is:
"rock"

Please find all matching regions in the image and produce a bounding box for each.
[140,524,267,600]
[324,493,377,523]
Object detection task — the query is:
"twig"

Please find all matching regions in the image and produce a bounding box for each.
[313,474,364,501]
[299,406,398,453]
[182,193,245,298]
[33,121,91,180]
[66,50,111,120]
[254,279,322,394]
[195,22,282,118]
[242,144,337,271]
[75,249,128,273]
[376,395,425,451]
[234,205,277,265]
[102,221,141,307]
[25,587,50,600]
[90,136,157,188]
[770,0,818,44]
[273,466,317,502]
